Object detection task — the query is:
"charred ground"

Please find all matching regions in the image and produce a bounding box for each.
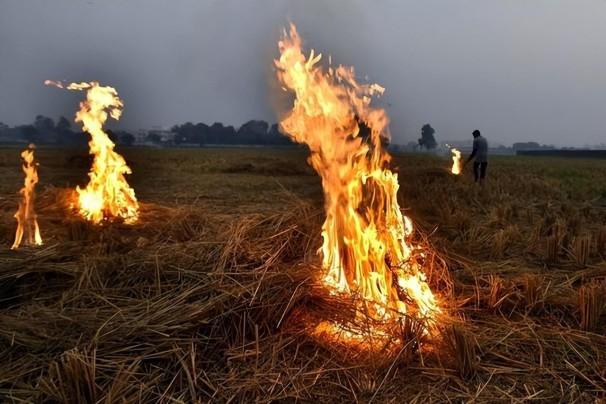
[1,147,605,402]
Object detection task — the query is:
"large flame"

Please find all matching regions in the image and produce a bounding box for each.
[45,80,139,224]
[11,145,42,250]
[451,148,462,175]
[275,25,440,334]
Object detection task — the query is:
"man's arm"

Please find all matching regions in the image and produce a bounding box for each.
[466,141,478,164]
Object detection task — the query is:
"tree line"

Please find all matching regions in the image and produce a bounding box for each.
[0,115,294,147]
[169,120,292,146]
[0,115,136,146]
[0,117,558,150]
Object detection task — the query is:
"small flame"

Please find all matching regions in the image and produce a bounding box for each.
[451,148,462,175]
[11,144,42,250]
[275,24,440,341]
[46,80,139,224]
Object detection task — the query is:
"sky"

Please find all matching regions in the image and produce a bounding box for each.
[1,0,605,146]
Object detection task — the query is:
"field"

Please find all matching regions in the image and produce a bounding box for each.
[1,146,605,402]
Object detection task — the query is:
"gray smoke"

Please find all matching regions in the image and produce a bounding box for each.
[1,0,605,146]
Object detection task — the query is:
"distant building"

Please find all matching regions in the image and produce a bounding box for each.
[138,126,176,145]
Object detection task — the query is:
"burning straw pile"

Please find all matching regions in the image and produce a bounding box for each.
[274,24,443,349]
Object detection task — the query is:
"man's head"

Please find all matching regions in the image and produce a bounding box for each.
[472,129,481,138]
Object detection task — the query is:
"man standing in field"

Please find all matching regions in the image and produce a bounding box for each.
[465,129,488,185]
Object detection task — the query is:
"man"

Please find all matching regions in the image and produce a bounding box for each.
[465,129,488,184]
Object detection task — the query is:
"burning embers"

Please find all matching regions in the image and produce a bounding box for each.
[11,145,43,250]
[275,24,441,345]
[451,148,462,175]
[45,81,139,224]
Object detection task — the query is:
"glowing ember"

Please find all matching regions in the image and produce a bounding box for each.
[11,144,43,250]
[451,148,462,175]
[275,24,440,340]
[45,80,139,224]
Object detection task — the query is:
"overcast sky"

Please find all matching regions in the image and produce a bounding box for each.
[1,0,605,146]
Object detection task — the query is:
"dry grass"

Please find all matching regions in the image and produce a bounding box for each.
[579,281,606,332]
[0,147,605,402]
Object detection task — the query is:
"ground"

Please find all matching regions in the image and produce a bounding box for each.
[0,146,605,402]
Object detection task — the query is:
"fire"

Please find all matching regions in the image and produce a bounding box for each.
[275,24,440,338]
[451,148,462,175]
[45,80,139,224]
[11,144,43,250]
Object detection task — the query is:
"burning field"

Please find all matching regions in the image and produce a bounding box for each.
[1,147,606,401]
[1,27,606,403]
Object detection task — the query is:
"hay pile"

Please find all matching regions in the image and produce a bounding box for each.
[0,150,605,402]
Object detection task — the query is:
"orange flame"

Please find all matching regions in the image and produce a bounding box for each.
[275,25,440,334]
[11,145,42,250]
[451,148,462,175]
[45,80,139,224]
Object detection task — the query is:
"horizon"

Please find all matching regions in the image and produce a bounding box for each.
[3,112,606,149]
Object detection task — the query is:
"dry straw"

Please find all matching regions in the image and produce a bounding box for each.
[1,151,606,402]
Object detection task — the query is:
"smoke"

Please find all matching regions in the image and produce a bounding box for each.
[1,0,606,146]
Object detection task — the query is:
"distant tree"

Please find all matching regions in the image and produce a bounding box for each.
[34,115,55,133]
[55,116,82,145]
[207,123,223,143]
[194,122,210,145]
[267,123,292,145]
[268,123,281,137]
[172,122,201,144]
[118,131,136,146]
[207,123,237,145]
[19,125,40,143]
[33,115,57,143]
[512,141,541,151]
[56,116,71,132]
[418,124,437,150]
[238,120,269,144]
[0,122,9,141]
[146,132,162,144]
[170,125,181,144]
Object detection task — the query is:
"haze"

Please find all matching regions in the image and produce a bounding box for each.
[1,0,605,146]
